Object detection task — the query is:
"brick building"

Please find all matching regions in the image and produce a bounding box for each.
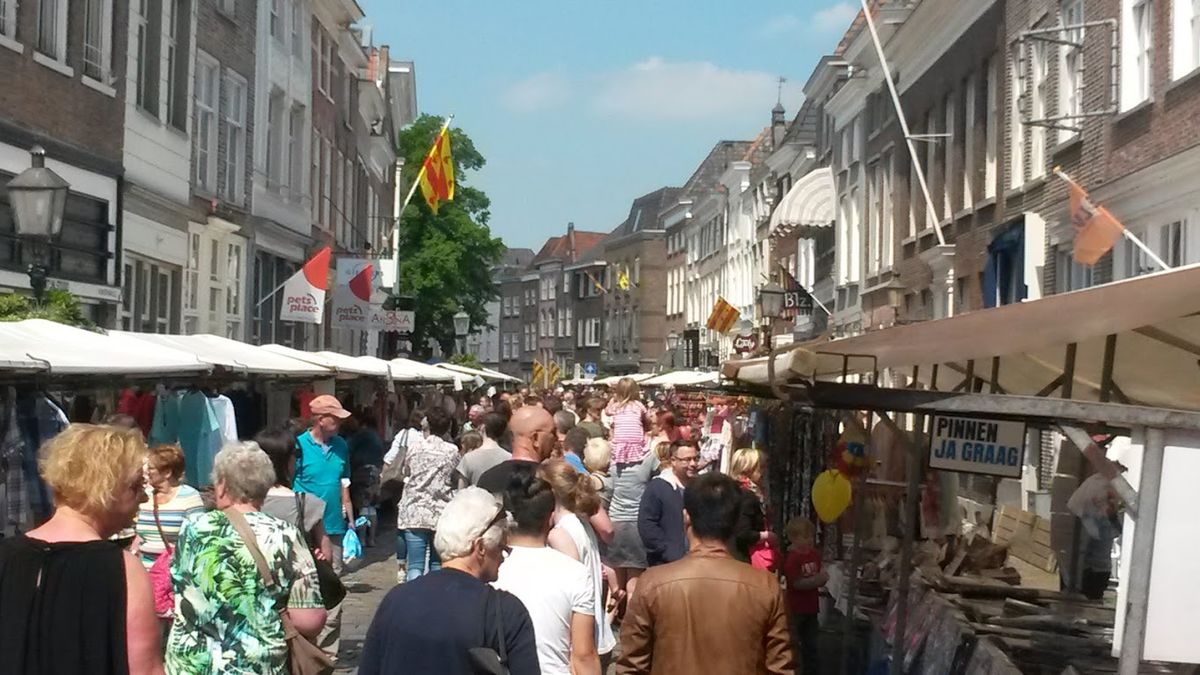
[490,247,533,374]
[0,0,128,324]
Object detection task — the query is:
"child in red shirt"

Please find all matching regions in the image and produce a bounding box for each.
[783,516,827,673]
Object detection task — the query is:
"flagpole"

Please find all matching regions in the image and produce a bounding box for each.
[389,114,455,296]
[1053,168,1171,272]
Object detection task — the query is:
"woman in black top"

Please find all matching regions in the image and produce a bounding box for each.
[0,423,162,674]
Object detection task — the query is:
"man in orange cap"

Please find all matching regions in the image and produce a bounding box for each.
[295,394,354,568]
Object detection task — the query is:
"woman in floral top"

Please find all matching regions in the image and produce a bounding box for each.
[167,442,326,675]
[395,407,460,581]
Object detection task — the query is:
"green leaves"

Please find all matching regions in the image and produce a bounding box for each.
[395,115,505,357]
[0,288,95,328]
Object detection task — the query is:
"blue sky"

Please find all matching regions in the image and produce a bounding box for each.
[360,1,859,250]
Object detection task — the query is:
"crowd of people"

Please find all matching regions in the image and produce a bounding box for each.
[0,377,829,675]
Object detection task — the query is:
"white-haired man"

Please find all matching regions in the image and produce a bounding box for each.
[360,488,540,675]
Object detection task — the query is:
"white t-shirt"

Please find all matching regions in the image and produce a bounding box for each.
[493,545,594,675]
[558,513,616,655]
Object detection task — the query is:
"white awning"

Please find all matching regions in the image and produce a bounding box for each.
[0,320,210,376]
[389,358,459,384]
[769,167,835,232]
[435,362,522,383]
[727,263,1200,412]
[640,370,720,389]
[595,373,655,387]
[113,332,332,376]
[257,345,391,377]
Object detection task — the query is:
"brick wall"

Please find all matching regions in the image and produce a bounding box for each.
[0,0,130,164]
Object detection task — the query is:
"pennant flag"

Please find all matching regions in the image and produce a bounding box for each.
[780,266,817,318]
[349,264,373,302]
[1061,171,1126,266]
[281,247,331,324]
[419,127,455,214]
[616,267,631,291]
[705,296,741,334]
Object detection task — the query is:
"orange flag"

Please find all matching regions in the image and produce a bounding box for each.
[1064,173,1125,266]
[419,127,455,214]
[705,297,741,333]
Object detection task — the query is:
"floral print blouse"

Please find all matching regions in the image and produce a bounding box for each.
[165,510,323,675]
[395,435,460,530]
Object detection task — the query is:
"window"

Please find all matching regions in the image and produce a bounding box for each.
[964,73,978,202]
[882,154,894,268]
[193,54,219,193]
[1056,248,1095,292]
[134,0,160,114]
[0,0,17,39]
[83,0,114,81]
[219,0,235,16]
[269,0,281,39]
[1061,1,1085,138]
[267,91,285,187]
[226,241,243,338]
[343,156,354,244]
[166,0,191,130]
[1122,0,1154,110]
[184,232,200,318]
[1030,43,1049,177]
[943,92,955,214]
[1009,54,1025,188]
[633,257,641,285]
[291,0,302,58]
[320,29,333,98]
[1122,221,1186,277]
[221,72,247,201]
[288,106,304,193]
[36,0,66,61]
[985,58,998,198]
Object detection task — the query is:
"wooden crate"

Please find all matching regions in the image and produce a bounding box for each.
[993,506,1058,573]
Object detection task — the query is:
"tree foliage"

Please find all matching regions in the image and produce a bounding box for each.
[0,289,94,328]
[448,352,483,370]
[395,115,504,357]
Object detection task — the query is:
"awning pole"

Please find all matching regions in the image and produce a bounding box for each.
[1118,427,1165,675]
[859,0,946,247]
[882,410,924,675]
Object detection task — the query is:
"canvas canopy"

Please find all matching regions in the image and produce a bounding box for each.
[726,263,1200,413]
[640,370,721,389]
[435,362,522,383]
[113,332,331,377]
[257,345,390,378]
[0,320,210,376]
[389,358,459,384]
[594,373,655,387]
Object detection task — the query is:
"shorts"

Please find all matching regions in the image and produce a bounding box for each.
[606,521,648,569]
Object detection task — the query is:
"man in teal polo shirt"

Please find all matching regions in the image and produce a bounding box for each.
[295,394,354,569]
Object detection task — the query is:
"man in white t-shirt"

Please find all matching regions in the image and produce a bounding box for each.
[493,463,600,675]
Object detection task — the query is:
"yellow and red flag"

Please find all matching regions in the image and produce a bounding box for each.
[706,296,741,334]
[419,127,455,214]
[1060,170,1125,266]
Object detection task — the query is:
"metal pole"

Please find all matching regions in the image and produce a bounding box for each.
[890,413,925,675]
[389,115,454,295]
[1118,426,1165,675]
[841,412,874,675]
[859,0,946,246]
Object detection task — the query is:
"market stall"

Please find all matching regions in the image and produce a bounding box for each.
[722,264,1200,675]
[639,369,722,389]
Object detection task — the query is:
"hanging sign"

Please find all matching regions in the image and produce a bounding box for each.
[281,247,331,324]
[928,414,1026,478]
[332,258,375,329]
[732,333,759,354]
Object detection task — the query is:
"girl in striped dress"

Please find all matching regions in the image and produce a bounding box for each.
[605,378,651,464]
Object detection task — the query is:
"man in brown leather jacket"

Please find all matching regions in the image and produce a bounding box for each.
[617,473,795,675]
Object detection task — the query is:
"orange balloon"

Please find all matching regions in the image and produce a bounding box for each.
[812,469,853,523]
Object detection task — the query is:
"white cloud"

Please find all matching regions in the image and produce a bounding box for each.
[760,3,859,39]
[501,70,570,113]
[593,57,801,122]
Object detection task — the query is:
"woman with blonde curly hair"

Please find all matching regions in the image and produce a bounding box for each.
[729,447,779,571]
[0,423,163,674]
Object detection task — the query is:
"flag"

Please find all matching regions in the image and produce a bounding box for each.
[547,361,561,385]
[616,267,631,291]
[584,270,606,294]
[531,360,544,386]
[780,266,816,318]
[419,126,455,214]
[1062,171,1125,266]
[281,246,331,324]
[706,296,741,333]
[332,258,375,328]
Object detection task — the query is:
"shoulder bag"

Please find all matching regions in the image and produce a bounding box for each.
[467,587,509,675]
[148,496,175,618]
[379,429,411,502]
[295,492,347,610]
[223,507,335,675]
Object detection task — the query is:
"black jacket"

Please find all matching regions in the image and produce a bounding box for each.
[638,476,687,566]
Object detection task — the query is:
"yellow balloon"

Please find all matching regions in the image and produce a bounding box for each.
[812,469,852,523]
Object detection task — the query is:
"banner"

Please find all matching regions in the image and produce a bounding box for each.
[281,247,331,324]
[332,258,375,329]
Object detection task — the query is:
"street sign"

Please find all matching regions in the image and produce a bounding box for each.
[583,362,598,377]
[732,333,759,354]
[784,289,814,315]
[928,414,1026,478]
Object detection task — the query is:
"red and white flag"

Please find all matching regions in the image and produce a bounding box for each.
[280,246,331,324]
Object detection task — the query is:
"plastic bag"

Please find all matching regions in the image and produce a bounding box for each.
[342,524,364,564]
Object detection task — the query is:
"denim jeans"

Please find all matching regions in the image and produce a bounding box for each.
[404,528,441,581]
[396,528,408,564]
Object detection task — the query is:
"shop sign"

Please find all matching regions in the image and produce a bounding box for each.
[732,333,759,354]
[928,414,1026,478]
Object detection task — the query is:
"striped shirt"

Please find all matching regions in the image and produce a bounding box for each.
[136,484,206,569]
[606,400,648,464]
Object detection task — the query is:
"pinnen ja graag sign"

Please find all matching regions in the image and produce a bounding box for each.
[928,414,1026,478]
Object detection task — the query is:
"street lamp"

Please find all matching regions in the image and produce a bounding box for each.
[758,280,786,352]
[453,310,470,355]
[665,331,680,368]
[8,146,69,305]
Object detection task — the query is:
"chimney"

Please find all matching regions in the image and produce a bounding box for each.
[566,222,576,261]
[771,102,787,150]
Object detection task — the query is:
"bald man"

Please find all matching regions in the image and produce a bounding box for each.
[477,405,556,498]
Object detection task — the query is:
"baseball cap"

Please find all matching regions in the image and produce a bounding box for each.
[310,394,351,419]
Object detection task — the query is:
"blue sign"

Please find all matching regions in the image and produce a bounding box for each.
[584,362,598,377]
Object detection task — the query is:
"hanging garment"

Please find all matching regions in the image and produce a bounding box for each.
[209,395,239,445]
[17,394,66,524]
[1,395,28,536]
[177,392,221,488]
[149,390,181,446]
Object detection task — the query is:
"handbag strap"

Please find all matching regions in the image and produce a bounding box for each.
[152,491,172,553]
[224,506,303,639]
[485,588,507,664]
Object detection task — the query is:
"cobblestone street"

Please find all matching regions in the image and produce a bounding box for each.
[334,528,398,674]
